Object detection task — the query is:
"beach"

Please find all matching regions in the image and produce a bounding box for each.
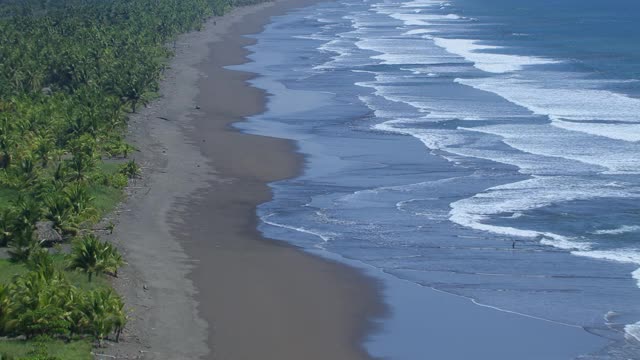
[100,1,384,359]
[95,0,640,358]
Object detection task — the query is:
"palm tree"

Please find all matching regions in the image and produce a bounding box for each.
[81,288,125,345]
[12,196,41,232]
[119,159,140,179]
[0,120,15,170]
[0,208,16,247]
[68,234,108,282]
[44,193,78,234]
[7,227,38,263]
[104,243,124,278]
[34,135,54,168]
[61,286,89,339]
[64,184,97,221]
[3,269,71,339]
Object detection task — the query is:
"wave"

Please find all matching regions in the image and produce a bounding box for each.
[396,198,449,220]
[402,28,435,35]
[552,120,640,142]
[625,322,640,342]
[448,176,640,250]
[355,37,458,65]
[460,123,640,174]
[387,11,464,27]
[456,77,640,123]
[593,225,640,236]
[432,38,558,74]
[261,214,337,243]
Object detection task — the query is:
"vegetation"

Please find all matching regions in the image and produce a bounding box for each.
[0,337,91,360]
[0,245,123,359]
[68,234,123,282]
[0,0,261,357]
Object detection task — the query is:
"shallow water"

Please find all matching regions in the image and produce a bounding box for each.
[232,0,640,358]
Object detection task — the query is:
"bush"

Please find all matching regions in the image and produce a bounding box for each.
[1,266,126,343]
[68,234,123,282]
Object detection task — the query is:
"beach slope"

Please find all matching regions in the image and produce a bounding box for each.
[103,1,384,359]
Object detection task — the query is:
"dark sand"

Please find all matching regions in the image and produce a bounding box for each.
[100,1,384,359]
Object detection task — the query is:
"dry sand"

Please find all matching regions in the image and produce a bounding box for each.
[99,1,384,359]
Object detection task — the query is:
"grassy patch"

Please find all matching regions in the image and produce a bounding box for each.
[0,259,27,284]
[0,188,19,211]
[89,184,123,217]
[0,338,92,360]
[52,254,111,290]
[0,256,110,290]
[97,161,121,175]
[89,161,126,217]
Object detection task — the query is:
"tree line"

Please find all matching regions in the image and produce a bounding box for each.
[0,0,255,356]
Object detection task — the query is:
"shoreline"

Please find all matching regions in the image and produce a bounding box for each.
[102,1,385,359]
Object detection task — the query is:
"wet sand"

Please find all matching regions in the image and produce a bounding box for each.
[102,1,384,359]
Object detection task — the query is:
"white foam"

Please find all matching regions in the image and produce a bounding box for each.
[593,225,640,235]
[624,322,640,342]
[461,123,640,174]
[540,237,590,251]
[433,38,557,73]
[448,177,640,251]
[314,37,357,70]
[262,214,336,242]
[399,0,443,8]
[389,12,434,26]
[356,38,455,65]
[388,12,462,27]
[396,198,449,220]
[552,120,640,142]
[403,28,434,35]
[456,77,640,123]
[385,122,600,175]
[293,34,332,41]
[363,87,601,175]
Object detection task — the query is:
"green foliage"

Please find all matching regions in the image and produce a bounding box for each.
[0,251,126,343]
[119,160,140,179]
[67,234,123,282]
[7,229,38,263]
[0,0,264,356]
[0,260,28,285]
[0,0,241,245]
[0,338,90,360]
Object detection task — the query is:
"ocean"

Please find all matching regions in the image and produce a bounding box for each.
[231,0,640,358]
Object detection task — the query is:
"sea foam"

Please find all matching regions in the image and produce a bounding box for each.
[593,225,640,236]
[448,177,639,251]
[432,38,557,73]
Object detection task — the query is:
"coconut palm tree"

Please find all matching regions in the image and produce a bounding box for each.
[64,184,97,221]
[119,159,140,179]
[68,234,108,282]
[12,196,41,232]
[7,228,38,263]
[0,208,16,247]
[3,269,71,339]
[44,193,77,234]
[104,243,124,278]
[81,288,125,345]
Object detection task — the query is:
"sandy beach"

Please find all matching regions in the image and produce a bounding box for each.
[99,1,384,359]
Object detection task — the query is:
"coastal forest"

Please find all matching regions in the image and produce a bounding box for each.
[0,0,253,358]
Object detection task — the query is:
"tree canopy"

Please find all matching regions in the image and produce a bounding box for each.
[0,0,255,355]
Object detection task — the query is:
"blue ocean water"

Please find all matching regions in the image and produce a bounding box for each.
[232,0,640,358]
